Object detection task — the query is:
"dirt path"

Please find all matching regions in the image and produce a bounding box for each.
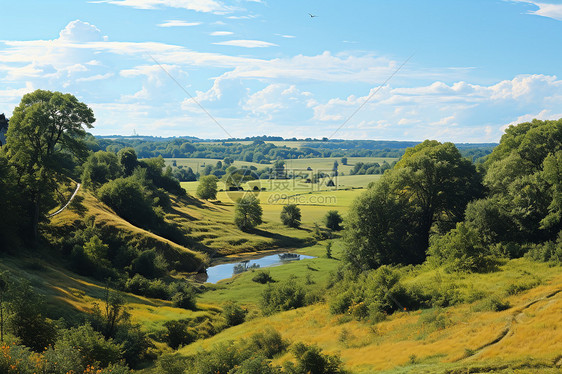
[48,183,81,217]
[457,289,562,362]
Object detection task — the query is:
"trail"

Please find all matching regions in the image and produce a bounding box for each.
[457,289,562,362]
[48,183,81,218]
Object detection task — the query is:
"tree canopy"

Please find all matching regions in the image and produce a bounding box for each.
[5,90,95,241]
[344,140,482,269]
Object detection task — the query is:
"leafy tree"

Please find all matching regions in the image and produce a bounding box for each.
[197,175,218,200]
[340,157,347,165]
[223,302,247,327]
[344,141,481,269]
[6,89,95,241]
[0,150,21,248]
[280,204,302,228]
[117,147,138,176]
[84,235,109,262]
[325,210,343,231]
[98,176,155,227]
[472,119,562,246]
[234,194,263,231]
[81,151,122,189]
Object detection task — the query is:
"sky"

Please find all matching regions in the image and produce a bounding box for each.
[1,0,562,142]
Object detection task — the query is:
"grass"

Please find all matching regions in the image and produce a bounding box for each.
[178,254,562,373]
[166,156,396,176]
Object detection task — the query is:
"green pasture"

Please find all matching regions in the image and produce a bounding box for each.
[165,156,397,176]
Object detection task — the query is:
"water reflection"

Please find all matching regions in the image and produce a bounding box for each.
[205,253,314,284]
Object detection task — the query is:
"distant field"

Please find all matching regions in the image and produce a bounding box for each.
[165,156,397,176]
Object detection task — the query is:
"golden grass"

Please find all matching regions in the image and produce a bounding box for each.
[179,259,562,373]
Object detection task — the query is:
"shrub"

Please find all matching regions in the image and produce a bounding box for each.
[157,353,189,374]
[252,270,275,284]
[287,342,346,374]
[244,328,288,358]
[325,210,343,231]
[261,279,306,315]
[54,324,122,368]
[427,222,500,273]
[223,302,247,327]
[172,283,197,310]
[163,320,196,349]
[131,249,168,279]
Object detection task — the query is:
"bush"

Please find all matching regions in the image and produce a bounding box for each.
[261,279,306,315]
[325,211,343,231]
[223,302,247,327]
[427,222,500,273]
[252,270,275,284]
[244,328,288,359]
[163,320,196,349]
[55,324,122,368]
[172,283,197,310]
[286,342,346,374]
[131,249,168,279]
[98,177,156,228]
[157,353,189,374]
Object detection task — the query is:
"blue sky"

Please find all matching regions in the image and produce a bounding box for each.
[1,0,562,141]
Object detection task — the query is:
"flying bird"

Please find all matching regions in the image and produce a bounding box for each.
[308,13,318,18]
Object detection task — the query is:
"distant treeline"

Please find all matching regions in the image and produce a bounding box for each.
[91,136,495,163]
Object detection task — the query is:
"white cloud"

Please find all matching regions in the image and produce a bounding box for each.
[91,0,233,13]
[510,1,562,21]
[157,20,202,27]
[76,73,115,82]
[210,31,234,36]
[213,39,278,48]
[59,20,105,42]
[501,109,562,131]
[277,34,296,39]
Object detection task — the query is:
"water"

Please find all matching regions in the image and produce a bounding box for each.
[205,253,315,284]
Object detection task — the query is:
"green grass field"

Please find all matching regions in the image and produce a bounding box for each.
[166,156,396,176]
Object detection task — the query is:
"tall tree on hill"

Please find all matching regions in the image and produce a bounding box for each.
[6,90,95,242]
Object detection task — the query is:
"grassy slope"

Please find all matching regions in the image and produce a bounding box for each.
[49,189,207,271]
[179,245,562,373]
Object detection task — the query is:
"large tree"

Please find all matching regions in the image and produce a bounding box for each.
[344,140,482,269]
[6,90,94,241]
[467,119,562,245]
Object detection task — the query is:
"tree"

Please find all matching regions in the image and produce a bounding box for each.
[340,157,347,166]
[81,151,122,189]
[234,194,263,231]
[344,141,482,269]
[325,210,343,231]
[197,175,218,200]
[6,90,95,241]
[280,204,302,228]
[117,147,138,176]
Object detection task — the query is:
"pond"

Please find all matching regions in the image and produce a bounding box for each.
[204,252,315,284]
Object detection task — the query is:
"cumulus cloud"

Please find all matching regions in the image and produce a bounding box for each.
[58,20,105,42]
[213,39,278,48]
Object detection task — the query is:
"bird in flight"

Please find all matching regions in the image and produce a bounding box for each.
[308,13,318,18]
